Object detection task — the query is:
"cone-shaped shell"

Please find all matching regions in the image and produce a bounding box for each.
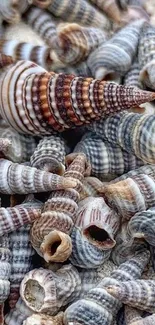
[0,60,154,135]
[106,280,155,313]
[23,312,64,325]
[88,112,155,164]
[0,159,76,194]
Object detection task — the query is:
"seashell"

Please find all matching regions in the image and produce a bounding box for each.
[5,298,32,325]
[0,235,11,306]
[0,40,53,70]
[0,0,20,24]
[74,132,144,180]
[106,280,155,313]
[87,20,144,80]
[102,165,155,219]
[0,138,11,156]
[0,158,76,194]
[0,127,37,163]
[139,23,155,90]
[25,6,57,48]
[31,0,110,30]
[116,0,146,10]
[0,61,154,136]
[124,306,143,325]
[89,0,122,23]
[54,61,92,78]
[0,53,13,68]
[80,176,103,200]
[128,314,155,325]
[88,111,155,164]
[64,251,149,325]
[123,59,143,88]
[23,312,64,325]
[31,153,90,262]
[30,135,66,175]
[55,23,107,65]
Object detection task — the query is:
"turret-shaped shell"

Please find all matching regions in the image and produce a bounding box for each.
[0,40,53,70]
[25,6,57,48]
[0,0,20,24]
[123,60,143,88]
[107,280,155,313]
[0,127,37,163]
[89,0,122,22]
[88,112,155,164]
[5,298,32,325]
[102,165,155,219]
[55,23,107,65]
[0,159,76,194]
[64,251,149,325]
[87,20,144,80]
[0,60,154,135]
[124,306,143,325]
[139,23,155,90]
[31,153,90,262]
[23,312,64,325]
[30,135,66,175]
[74,132,144,180]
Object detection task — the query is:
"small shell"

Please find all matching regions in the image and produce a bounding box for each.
[87,20,144,80]
[30,135,66,175]
[0,60,154,135]
[123,59,143,88]
[23,312,64,325]
[89,0,122,22]
[106,280,155,313]
[5,298,32,325]
[74,132,144,180]
[0,159,76,194]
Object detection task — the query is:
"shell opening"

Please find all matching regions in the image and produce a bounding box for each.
[84,225,114,249]
[24,279,45,311]
[50,239,62,255]
[95,68,121,83]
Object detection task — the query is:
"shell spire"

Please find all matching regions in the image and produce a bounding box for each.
[0,60,155,135]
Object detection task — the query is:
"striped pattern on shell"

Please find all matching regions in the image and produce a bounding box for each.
[87,20,144,80]
[88,112,155,164]
[107,280,155,313]
[80,176,103,200]
[64,251,149,325]
[123,60,143,88]
[74,132,144,180]
[0,0,20,23]
[0,60,155,136]
[89,0,122,22]
[0,235,11,304]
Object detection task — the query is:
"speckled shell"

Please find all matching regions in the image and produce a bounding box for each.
[0,60,154,135]
[0,40,53,70]
[0,0,20,24]
[0,235,11,305]
[88,111,155,164]
[31,153,90,262]
[30,135,66,175]
[55,23,107,65]
[89,0,122,22]
[139,23,155,90]
[0,158,76,194]
[64,251,149,325]
[107,280,155,313]
[102,165,155,218]
[25,6,57,48]
[23,312,64,325]
[123,60,143,88]
[0,127,37,163]
[5,298,32,325]
[74,132,144,180]
[87,20,144,80]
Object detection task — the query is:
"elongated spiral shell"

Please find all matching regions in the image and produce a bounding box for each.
[123,59,143,88]
[89,0,122,22]
[0,158,76,194]
[74,132,144,179]
[30,135,66,174]
[107,280,155,313]
[55,23,107,65]
[0,60,154,136]
[88,111,155,164]
[23,312,64,325]
[87,20,144,80]
[64,251,149,325]
[31,153,90,262]
[5,298,32,325]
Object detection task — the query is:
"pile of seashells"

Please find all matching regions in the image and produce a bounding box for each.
[1,0,155,325]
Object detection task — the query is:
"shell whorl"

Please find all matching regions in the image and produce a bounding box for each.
[123,59,143,89]
[0,60,155,136]
[0,235,11,304]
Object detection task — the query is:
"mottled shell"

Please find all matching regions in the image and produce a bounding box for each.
[0,60,154,135]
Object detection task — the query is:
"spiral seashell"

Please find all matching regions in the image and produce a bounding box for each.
[0,127,37,163]
[139,23,155,90]
[25,6,57,48]
[87,20,144,80]
[74,132,144,179]
[107,280,155,313]
[64,251,149,325]
[30,135,66,175]
[0,40,53,70]
[123,59,143,88]
[31,153,90,262]
[124,306,143,325]
[0,0,20,24]
[23,312,64,325]
[55,23,107,65]
[88,111,155,164]
[80,176,103,200]
[89,0,122,23]
[5,298,32,325]
[0,60,155,136]
[0,158,76,194]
